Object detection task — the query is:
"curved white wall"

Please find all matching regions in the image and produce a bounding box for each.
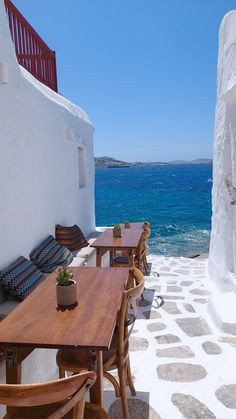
[209,10,236,292]
[0,0,95,269]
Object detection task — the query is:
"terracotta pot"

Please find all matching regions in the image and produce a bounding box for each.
[124,223,130,229]
[56,280,77,306]
[113,227,121,238]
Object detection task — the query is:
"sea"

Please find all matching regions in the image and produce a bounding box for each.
[95,164,213,257]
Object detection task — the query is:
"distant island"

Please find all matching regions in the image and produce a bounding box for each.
[95,156,212,168]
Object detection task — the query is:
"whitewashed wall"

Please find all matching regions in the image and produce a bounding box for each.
[209,10,236,292]
[0,0,95,270]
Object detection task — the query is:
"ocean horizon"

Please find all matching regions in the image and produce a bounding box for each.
[95,164,212,256]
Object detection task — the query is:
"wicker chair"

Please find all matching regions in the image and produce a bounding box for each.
[56,268,144,419]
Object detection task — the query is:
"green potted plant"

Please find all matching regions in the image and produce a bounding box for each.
[56,267,77,306]
[124,220,131,229]
[113,223,122,238]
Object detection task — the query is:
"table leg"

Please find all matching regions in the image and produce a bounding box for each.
[6,349,21,415]
[89,350,103,406]
[96,248,102,267]
[128,249,135,267]
[6,348,21,384]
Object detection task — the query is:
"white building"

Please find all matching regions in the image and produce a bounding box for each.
[209,10,236,334]
[0,0,95,271]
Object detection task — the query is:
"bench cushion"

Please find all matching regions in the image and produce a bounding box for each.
[55,224,89,251]
[75,246,95,260]
[68,257,86,267]
[0,257,44,301]
[30,235,73,273]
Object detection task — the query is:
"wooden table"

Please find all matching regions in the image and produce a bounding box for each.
[91,222,144,267]
[0,267,129,411]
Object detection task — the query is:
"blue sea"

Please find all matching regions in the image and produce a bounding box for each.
[95,164,212,256]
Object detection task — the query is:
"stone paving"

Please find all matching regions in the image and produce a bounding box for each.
[105,254,236,419]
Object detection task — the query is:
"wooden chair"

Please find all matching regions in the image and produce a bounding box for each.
[110,226,151,274]
[0,371,105,419]
[56,268,144,419]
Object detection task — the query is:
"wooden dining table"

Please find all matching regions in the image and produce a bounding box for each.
[0,266,129,412]
[91,222,144,267]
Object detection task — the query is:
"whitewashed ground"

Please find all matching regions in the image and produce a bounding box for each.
[105,255,236,419]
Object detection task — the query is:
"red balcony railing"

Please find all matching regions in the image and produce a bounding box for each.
[4,0,58,92]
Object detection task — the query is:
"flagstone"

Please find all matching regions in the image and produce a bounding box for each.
[193,298,208,304]
[190,289,211,296]
[167,285,183,293]
[175,317,212,337]
[108,398,162,419]
[157,362,207,382]
[183,303,195,313]
[215,384,236,408]
[155,334,181,344]
[202,341,222,354]
[159,273,179,277]
[156,345,194,358]
[167,280,178,284]
[147,322,167,332]
[171,393,216,418]
[219,336,236,348]
[180,281,194,286]
[174,269,190,275]
[161,301,182,314]
[143,310,162,319]
[129,336,149,351]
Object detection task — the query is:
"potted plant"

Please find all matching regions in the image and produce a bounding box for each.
[113,223,122,238]
[56,267,77,306]
[124,220,131,229]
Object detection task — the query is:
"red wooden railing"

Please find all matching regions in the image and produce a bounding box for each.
[4,0,58,92]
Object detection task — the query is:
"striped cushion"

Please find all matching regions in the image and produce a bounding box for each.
[55,224,89,252]
[0,257,44,301]
[30,235,73,273]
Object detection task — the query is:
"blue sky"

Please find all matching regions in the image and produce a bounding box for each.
[12,0,236,161]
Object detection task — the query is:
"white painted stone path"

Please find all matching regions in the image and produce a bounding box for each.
[105,255,236,419]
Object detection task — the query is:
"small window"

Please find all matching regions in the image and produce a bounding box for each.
[78,147,86,188]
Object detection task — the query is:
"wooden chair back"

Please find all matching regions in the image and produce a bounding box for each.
[118,268,144,359]
[0,371,96,419]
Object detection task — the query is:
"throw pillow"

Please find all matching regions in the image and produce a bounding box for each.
[55,224,89,252]
[30,235,73,273]
[0,256,44,301]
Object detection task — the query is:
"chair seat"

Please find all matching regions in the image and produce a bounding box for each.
[3,402,73,419]
[57,330,120,373]
[113,256,129,264]
[4,401,107,419]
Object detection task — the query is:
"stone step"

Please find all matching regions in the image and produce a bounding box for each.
[208,292,236,335]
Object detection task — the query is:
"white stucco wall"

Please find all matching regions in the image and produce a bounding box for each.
[209,10,236,292]
[0,0,95,270]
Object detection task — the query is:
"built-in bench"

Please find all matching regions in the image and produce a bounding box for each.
[0,229,108,318]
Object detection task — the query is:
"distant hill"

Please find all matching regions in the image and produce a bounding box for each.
[94,156,212,168]
[169,159,212,165]
[94,156,168,168]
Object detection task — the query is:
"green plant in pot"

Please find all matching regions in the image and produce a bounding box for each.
[56,267,77,306]
[124,220,131,229]
[113,223,122,238]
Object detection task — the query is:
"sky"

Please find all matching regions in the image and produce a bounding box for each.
[11,0,236,162]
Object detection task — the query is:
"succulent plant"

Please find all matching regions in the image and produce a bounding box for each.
[56,267,74,286]
[114,223,121,229]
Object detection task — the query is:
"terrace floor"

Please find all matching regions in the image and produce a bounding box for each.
[105,254,236,419]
